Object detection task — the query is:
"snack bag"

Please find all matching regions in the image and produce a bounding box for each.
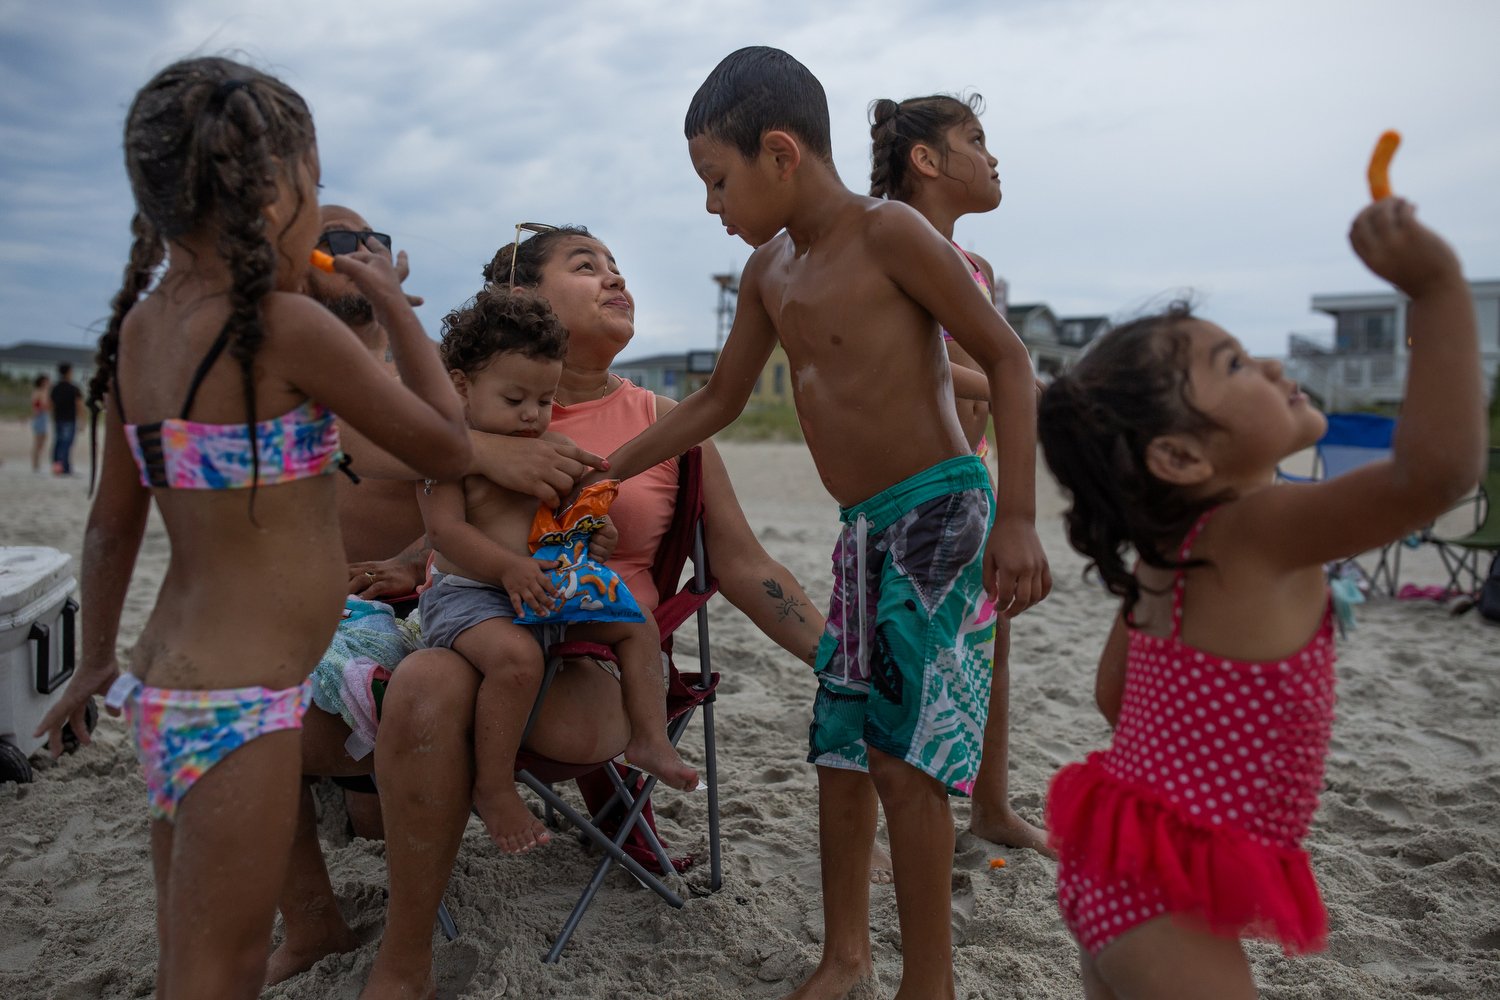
[514,480,645,626]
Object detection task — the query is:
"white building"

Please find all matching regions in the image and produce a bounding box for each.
[1284,280,1500,409]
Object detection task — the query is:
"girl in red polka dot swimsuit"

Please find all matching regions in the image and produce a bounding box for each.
[1036,198,1481,999]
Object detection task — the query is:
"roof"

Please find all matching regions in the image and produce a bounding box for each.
[0,341,98,367]
[1006,303,1051,320]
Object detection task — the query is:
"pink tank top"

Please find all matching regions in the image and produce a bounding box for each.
[550,379,678,612]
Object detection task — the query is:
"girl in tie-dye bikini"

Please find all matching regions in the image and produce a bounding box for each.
[35,57,470,995]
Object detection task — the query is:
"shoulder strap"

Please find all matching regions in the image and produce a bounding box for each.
[179,325,236,419]
[1169,506,1220,641]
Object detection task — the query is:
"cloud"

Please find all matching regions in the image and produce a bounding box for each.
[2,0,1498,358]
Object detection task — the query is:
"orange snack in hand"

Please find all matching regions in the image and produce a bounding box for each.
[1367,130,1401,201]
[310,249,335,273]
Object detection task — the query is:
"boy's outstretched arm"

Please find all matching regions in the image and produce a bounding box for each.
[605,253,779,482]
[871,203,1051,615]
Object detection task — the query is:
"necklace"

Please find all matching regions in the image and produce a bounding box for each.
[558,372,618,406]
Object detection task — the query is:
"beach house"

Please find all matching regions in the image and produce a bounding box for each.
[1283,279,1500,409]
[1006,305,1111,378]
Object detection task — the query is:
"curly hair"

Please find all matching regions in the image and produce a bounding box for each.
[481,224,596,291]
[91,56,316,502]
[684,46,833,163]
[1037,302,1231,617]
[868,93,985,202]
[441,285,569,375]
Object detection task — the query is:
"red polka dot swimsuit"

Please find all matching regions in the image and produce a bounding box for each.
[1048,509,1337,956]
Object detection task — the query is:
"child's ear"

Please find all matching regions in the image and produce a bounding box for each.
[449,369,470,399]
[761,130,803,179]
[1144,434,1214,487]
[909,141,943,181]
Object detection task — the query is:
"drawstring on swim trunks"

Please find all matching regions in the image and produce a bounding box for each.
[842,513,869,683]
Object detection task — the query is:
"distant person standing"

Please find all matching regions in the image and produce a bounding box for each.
[30,374,51,473]
[48,363,82,476]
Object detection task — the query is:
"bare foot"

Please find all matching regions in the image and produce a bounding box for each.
[473,783,551,853]
[869,839,893,886]
[968,801,1054,859]
[782,956,876,1000]
[624,735,699,791]
[265,922,359,986]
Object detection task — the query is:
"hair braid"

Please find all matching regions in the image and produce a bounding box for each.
[868,98,902,199]
[87,211,164,490]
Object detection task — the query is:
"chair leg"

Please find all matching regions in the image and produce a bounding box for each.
[517,771,684,963]
[702,698,721,892]
[436,899,459,942]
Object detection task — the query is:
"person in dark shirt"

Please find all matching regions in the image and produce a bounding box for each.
[48,363,82,476]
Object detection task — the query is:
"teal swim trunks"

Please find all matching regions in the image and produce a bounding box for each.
[808,455,996,795]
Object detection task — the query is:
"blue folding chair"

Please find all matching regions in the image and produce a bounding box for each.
[1277,413,1404,595]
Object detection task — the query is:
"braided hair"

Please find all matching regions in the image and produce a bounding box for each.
[1037,303,1230,617]
[95,57,316,503]
[868,93,985,201]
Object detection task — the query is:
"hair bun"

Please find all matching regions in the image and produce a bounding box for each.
[870,98,900,129]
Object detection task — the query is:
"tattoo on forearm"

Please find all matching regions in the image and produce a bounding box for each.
[763,578,807,624]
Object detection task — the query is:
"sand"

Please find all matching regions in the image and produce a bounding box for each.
[1,418,1498,1000]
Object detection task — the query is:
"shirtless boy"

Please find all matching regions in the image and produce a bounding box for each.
[418,285,696,853]
[602,46,1050,1000]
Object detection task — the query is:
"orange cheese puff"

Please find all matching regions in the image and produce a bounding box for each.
[989,857,1007,869]
[1367,130,1401,202]
[310,249,335,272]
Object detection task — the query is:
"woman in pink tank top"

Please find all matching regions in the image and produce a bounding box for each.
[352,226,829,997]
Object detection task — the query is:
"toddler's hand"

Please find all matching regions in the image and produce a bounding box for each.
[589,516,620,562]
[503,560,559,618]
[1350,198,1463,300]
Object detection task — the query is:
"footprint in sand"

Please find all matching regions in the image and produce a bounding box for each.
[1365,791,1416,826]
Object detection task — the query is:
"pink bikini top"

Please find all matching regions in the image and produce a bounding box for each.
[116,327,347,490]
[940,243,993,344]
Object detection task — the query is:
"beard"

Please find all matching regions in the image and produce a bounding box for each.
[321,292,375,327]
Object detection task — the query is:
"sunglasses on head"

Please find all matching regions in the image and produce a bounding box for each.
[509,222,560,287]
[317,229,393,256]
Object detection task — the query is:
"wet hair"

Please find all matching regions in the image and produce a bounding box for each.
[91,56,316,499]
[684,46,833,163]
[441,285,569,376]
[868,93,985,202]
[1037,302,1230,617]
[481,224,597,291]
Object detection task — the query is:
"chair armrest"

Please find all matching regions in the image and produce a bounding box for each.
[653,578,719,636]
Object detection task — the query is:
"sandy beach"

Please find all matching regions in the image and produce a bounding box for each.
[1,417,1497,1000]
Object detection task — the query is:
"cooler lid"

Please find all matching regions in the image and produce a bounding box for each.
[0,547,75,617]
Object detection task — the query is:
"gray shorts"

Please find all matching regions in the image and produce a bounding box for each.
[418,572,562,652]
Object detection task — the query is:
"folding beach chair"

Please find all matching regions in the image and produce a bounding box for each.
[436,446,722,963]
[1426,447,1500,597]
[1278,412,1404,594]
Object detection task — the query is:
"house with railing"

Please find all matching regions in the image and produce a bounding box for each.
[1283,279,1500,409]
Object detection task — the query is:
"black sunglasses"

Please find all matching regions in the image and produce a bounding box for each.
[317,229,393,255]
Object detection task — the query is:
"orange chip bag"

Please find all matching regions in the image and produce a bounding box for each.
[516,480,645,626]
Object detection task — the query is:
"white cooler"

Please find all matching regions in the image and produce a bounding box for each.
[0,546,80,761]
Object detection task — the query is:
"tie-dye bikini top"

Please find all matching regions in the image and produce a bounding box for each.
[116,328,348,490]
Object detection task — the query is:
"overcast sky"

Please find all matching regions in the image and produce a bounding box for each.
[2,0,1498,362]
